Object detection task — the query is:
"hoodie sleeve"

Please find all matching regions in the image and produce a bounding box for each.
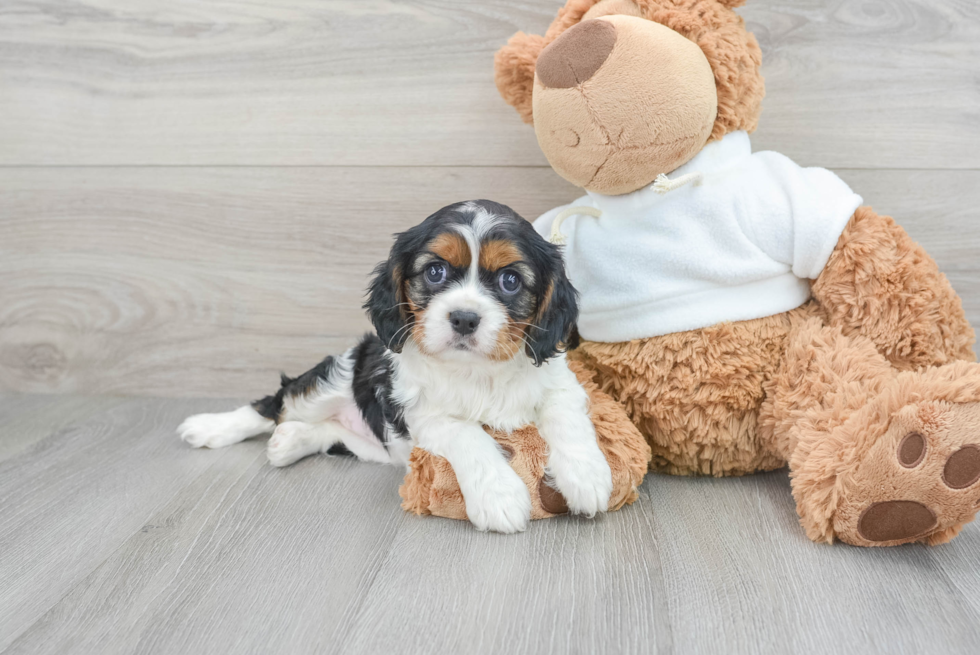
[743,151,863,280]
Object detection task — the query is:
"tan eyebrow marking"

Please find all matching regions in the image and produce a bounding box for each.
[536,281,554,320]
[479,239,522,271]
[429,232,471,269]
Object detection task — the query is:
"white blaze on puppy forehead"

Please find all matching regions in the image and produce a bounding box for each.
[453,201,508,283]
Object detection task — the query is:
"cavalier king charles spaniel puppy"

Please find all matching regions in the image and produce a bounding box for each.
[178,200,613,533]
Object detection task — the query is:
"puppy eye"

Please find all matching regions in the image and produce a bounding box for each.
[424,262,447,286]
[498,270,522,295]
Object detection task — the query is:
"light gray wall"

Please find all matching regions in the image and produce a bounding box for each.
[2,0,979,398]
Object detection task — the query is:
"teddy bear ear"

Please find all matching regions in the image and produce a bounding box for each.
[494,31,547,125]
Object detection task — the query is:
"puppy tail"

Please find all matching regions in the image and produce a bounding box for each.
[250,379,289,423]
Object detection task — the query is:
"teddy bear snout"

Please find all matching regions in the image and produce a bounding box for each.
[536,19,616,89]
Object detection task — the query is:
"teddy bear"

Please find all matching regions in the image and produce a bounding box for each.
[476,0,980,547]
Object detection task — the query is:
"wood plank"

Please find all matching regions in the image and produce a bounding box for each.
[2,166,979,398]
[332,495,674,655]
[645,471,980,654]
[334,472,980,654]
[3,441,267,655]
[3,398,979,655]
[0,0,977,168]
[0,395,266,651]
[6,437,412,655]
[930,522,980,619]
[0,394,129,462]
[0,166,578,397]
[744,0,980,169]
[0,168,980,397]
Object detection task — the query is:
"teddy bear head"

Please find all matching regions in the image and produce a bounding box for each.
[494,0,765,196]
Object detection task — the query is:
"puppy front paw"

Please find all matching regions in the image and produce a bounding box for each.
[464,472,532,534]
[547,447,613,517]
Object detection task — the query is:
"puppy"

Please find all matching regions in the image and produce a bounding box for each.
[177,200,613,533]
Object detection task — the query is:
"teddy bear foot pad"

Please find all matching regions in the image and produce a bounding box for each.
[836,400,980,547]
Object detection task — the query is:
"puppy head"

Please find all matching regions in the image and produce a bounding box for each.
[364,200,578,364]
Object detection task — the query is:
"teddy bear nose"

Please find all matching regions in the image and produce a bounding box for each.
[536,19,617,89]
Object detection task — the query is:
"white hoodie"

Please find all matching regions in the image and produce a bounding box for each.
[533,131,863,343]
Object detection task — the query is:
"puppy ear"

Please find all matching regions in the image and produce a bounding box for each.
[365,259,410,353]
[526,262,580,365]
[494,31,546,125]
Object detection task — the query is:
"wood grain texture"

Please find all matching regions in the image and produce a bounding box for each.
[0,396,264,651]
[0,0,977,168]
[0,166,580,397]
[3,167,979,397]
[0,394,128,461]
[1,395,979,655]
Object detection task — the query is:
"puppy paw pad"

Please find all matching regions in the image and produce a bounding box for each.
[858,500,937,543]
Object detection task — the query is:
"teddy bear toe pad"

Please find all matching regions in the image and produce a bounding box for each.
[942,445,980,489]
[858,500,937,543]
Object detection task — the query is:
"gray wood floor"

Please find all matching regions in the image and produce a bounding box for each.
[1,394,979,655]
[3,0,980,652]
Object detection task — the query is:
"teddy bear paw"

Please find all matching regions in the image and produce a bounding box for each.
[836,401,980,546]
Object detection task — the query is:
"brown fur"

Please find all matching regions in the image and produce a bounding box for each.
[479,239,523,271]
[811,206,975,371]
[494,0,764,141]
[409,306,428,354]
[429,232,471,269]
[571,306,814,476]
[489,318,525,362]
[762,318,980,545]
[536,281,554,323]
[400,360,652,519]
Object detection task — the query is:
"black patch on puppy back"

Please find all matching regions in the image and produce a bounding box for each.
[251,356,337,421]
[350,334,408,443]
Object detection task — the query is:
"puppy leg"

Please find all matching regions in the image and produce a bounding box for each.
[415,417,532,533]
[537,367,613,517]
[178,350,354,449]
[267,419,413,469]
[267,421,340,467]
[178,405,275,449]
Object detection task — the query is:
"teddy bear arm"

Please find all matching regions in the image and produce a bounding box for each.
[812,206,975,371]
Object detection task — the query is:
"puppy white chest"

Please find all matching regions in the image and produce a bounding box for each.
[392,343,551,433]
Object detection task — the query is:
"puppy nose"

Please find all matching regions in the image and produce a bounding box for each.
[449,311,481,336]
[536,19,617,89]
